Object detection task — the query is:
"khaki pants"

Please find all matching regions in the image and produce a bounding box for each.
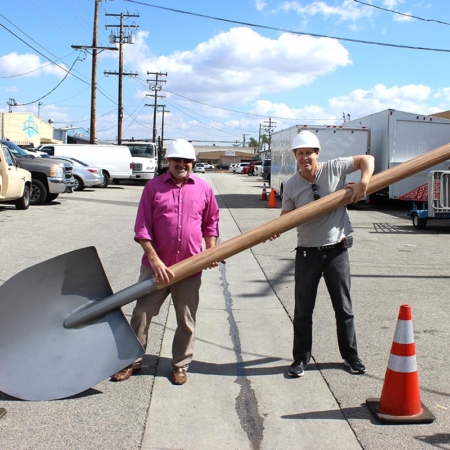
[130,265,201,368]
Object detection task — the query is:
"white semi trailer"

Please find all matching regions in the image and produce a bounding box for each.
[346,109,450,201]
[270,125,371,198]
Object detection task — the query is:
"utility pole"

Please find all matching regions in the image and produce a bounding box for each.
[105,12,139,144]
[72,0,118,144]
[242,134,249,148]
[160,105,169,150]
[146,72,167,143]
[7,98,17,113]
[262,117,276,158]
[258,123,262,155]
[38,102,43,117]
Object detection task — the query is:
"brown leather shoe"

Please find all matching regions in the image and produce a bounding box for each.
[110,365,141,382]
[172,367,187,385]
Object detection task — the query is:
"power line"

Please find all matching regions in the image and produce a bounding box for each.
[165,99,241,138]
[124,0,450,53]
[17,57,79,106]
[0,21,90,85]
[352,0,450,26]
[165,89,336,122]
[0,14,119,106]
[164,96,259,135]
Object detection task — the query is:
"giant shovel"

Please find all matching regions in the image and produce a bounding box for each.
[1,143,450,401]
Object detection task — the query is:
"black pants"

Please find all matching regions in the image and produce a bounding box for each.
[293,246,358,363]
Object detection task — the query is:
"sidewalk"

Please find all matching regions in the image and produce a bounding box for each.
[141,198,362,449]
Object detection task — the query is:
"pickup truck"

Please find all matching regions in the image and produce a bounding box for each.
[246,160,262,176]
[0,139,73,205]
[261,159,271,183]
[0,143,32,209]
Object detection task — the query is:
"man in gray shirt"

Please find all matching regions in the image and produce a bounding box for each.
[281,130,374,377]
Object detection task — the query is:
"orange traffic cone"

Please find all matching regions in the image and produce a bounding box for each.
[260,183,268,201]
[366,304,435,424]
[267,188,277,208]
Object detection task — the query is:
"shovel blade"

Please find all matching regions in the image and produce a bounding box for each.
[0,247,143,401]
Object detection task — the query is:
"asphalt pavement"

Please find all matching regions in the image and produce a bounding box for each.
[0,171,449,449]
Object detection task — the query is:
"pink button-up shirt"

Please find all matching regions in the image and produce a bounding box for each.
[134,171,220,274]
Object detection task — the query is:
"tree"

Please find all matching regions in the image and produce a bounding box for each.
[248,137,258,151]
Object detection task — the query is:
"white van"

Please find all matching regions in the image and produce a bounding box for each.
[36,144,132,187]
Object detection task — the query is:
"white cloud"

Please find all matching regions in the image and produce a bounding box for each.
[435,87,450,101]
[127,27,351,105]
[278,0,374,24]
[392,10,413,22]
[326,83,438,118]
[3,86,19,93]
[0,52,67,78]
[239,83,445,131]
[383,0,404,9]
[255,0,267,12]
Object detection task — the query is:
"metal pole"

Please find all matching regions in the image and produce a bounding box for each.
[90,0,100,144]
[117,13,124,145]
[152,74,158,143]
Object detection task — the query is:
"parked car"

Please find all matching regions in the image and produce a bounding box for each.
[216,163,229,170]
[50,156,103,191]
[203,164,214,170]
[261,159,271,183]
[229,163,238,173]
[1,139,73,205]
[246,160,262,176]
[254,163,264,177]
[0,144,32,210]
[234,162,250,174]
[194,163,206,173]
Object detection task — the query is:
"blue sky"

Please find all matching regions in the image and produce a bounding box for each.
[1,0,450,145]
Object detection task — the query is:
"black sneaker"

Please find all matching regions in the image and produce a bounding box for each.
[288,360,307,378]
[344,358,366,374]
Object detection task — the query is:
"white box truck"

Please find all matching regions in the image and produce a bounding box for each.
[36,144,132,187]
[121,141,158,184]
[270,125,371,198]
[346,109,450,201]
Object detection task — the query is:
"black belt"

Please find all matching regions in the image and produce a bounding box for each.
[297,243,341,251]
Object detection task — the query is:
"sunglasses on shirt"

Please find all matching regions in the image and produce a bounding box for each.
[171,157,194,163]
[311,183,321,201]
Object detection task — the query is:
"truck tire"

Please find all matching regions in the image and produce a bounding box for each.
[46,193,59,202]
[30,179,47,206]
[74,176,85,191]
[14,186,30,210]
[112,179,121,185]
[412,214,427,230]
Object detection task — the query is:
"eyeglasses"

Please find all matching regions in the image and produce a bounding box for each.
[311,183,320,201]
[171,158,193,163]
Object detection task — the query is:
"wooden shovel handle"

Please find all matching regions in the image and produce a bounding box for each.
[157,143,450,288]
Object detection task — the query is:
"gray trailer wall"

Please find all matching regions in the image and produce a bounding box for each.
[347,109,450,199]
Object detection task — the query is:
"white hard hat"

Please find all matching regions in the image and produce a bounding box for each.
[291,130,321,152]
[166,139,196,160]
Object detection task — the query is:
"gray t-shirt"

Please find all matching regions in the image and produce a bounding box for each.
[282,157,354,247]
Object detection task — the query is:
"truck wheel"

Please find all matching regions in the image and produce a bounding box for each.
[98,174,109,188]
[30,180,47,206]
[412,214,427,230]
[112,179,120,185]
[74,176,85,191]
[46,193,59,202]
[14,186,30,210]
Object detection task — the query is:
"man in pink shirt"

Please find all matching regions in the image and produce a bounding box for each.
[111,139,220,385]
